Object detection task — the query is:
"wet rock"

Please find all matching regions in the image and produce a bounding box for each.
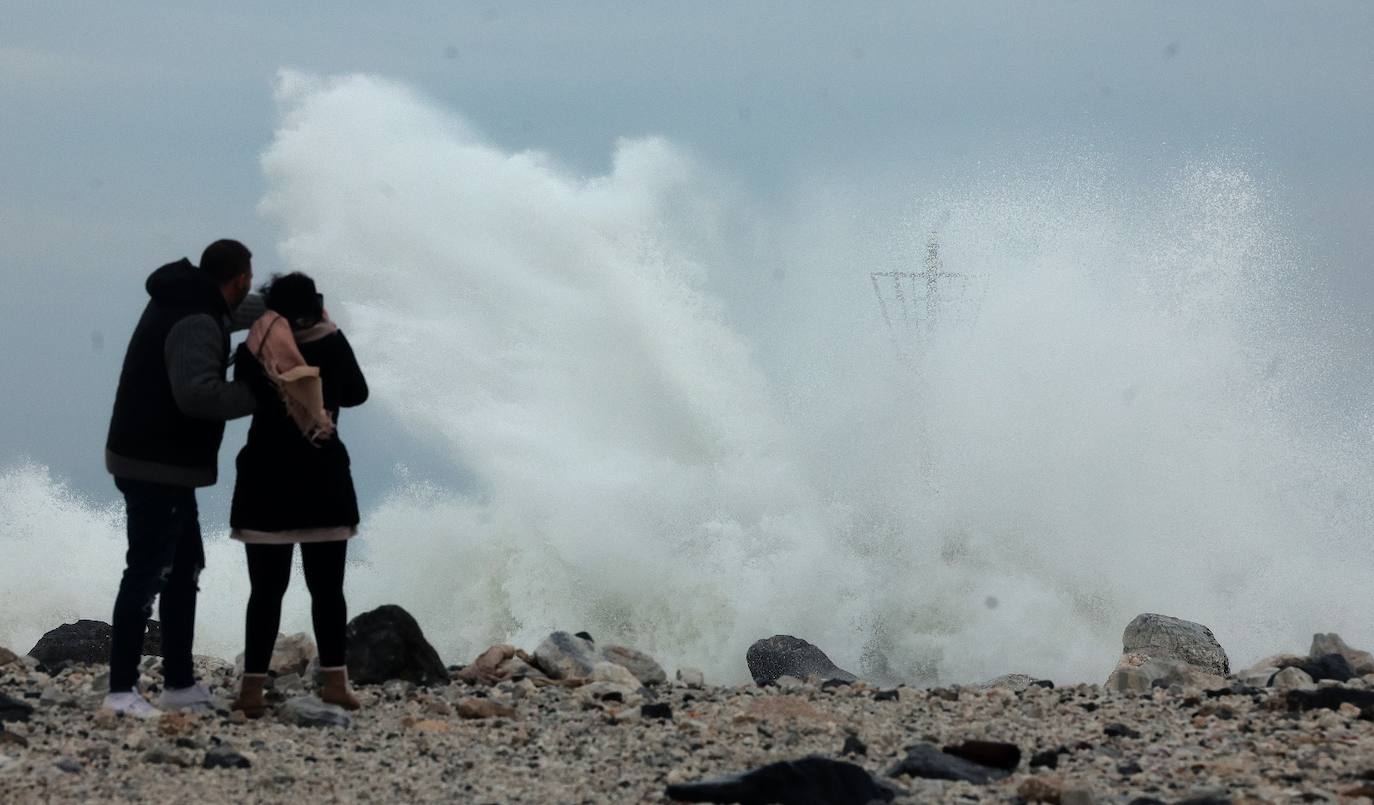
[1300,653,1356,683]
[600,644,667,686]
[281,696,352,728]
[1311,633,1374,675]
[53,756,82,774]
[203,745,252,769]
[666,755,897,804]
[677,667,705,688]
[1103,723,1142,739]
[746,635,857,686]
[345,605,447,686]
[1271,667,1314,690]
[1286,686,1374,714]
[641,702,673,720]
[533,631,599,680]
[142,744,194,767]
[942,740,1021,771]
[1030,746,1068,769]
[1121,613,1229,675]
[981,673,1051,692]
[27,619,162,671]
[457,697,516,720]
[885,742,1011,784]
[0,692,34,722]
[273,672,305,696]
[235,633,316,677]
[841,734,867,756]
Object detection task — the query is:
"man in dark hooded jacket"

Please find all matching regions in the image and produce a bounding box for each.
[102,239,264,718]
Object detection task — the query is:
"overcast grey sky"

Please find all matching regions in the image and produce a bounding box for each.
[2,1,1372,510]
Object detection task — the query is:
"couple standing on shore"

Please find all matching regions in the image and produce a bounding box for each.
[102,239,367,719]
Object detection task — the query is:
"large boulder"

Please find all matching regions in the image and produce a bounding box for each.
[1310,633,1374,676]
[746,635,857,686]
[345,605,447,686]
[599,645,667,687]
[27,620,162,671]
[1121,613,1229,675]
[532,632,599,680]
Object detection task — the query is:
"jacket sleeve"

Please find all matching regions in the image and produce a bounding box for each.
[227,293,266,332]
[329,331,369,408]
[165,314,258,420]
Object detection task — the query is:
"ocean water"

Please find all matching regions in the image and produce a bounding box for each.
[3,72,1371,685]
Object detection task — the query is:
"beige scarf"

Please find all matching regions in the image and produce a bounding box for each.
[245,311,338,444]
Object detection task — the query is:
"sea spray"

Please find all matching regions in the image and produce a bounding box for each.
[2,72,1370,686]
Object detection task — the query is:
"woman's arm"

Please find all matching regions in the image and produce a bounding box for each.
[328,332,369,408]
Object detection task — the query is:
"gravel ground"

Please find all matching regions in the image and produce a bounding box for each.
[4,657,1374,804]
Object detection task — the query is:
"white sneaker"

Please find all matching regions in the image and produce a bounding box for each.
[101,692,162,720]
[158,682,215,711]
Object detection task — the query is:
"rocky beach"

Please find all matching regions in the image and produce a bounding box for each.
[4,610,1374,804]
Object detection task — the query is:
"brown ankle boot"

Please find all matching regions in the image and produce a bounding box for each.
[232,674,268,719]
[318,667,361,711]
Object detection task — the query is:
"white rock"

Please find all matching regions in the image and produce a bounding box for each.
[591,662,641,689]
[1272,667,1315,690]
[676,667,705,689]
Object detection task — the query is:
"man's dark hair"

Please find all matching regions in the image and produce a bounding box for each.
[263,272,323,328]
[200,239,252,284]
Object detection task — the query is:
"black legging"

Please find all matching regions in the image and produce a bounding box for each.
[243,541,349,673]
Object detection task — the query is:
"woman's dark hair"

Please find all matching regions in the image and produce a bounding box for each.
[262,272,323,329]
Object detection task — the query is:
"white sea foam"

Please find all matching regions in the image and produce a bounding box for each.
[3,72,1369,684]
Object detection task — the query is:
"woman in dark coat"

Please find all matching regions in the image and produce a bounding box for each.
[228,272,368,717]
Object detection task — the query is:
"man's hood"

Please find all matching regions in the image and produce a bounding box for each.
[145,258,228,314]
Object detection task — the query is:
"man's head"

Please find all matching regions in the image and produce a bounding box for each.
[200,239,253,309]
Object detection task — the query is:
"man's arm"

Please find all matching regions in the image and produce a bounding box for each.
[227,292,265,332]
[165,314,257,420]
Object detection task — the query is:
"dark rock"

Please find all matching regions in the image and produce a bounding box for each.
[641,703,673,720]
[841,734,867,756]
[666,755,896,804]
[1299,653,1356,683]
[942,740,1021,771]
[746,635,857,686]
[1118,761,1143,776]
[1286,687,1374,715]
[1122,613,1229,675]
[873,689,899,702]
[345,605,447,686]
[574,631,594,642]
[1030,747,1067,769]
[0,693,34,722]
[26,619,161,671]
[54,756,82,774]
[820,678,852,691]
[203,745,252,769]
[1104,723,1142,739]
[533,631,599,680]
[884,743,1010,784]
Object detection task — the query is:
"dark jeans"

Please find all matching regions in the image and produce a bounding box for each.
[109,478,205,692]
[243,541,349,673]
